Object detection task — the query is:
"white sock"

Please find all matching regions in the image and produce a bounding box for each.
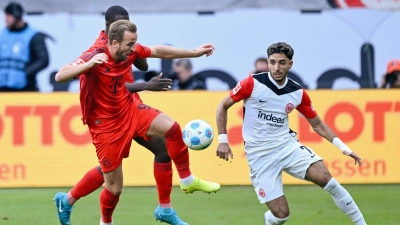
[264,210,288,225]
[324,178,367,225]
[180,174,195,186]
[100,219,113,225]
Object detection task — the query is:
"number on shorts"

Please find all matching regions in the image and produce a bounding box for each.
[300,146,315,158]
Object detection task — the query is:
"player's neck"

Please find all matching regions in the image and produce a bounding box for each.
[107,46,118,61]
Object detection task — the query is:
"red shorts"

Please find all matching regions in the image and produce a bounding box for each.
[90,98,162,172]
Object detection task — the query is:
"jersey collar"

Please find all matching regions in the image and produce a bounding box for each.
[268,72,288,89]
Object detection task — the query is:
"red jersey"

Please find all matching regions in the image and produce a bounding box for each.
[71,31,151,130]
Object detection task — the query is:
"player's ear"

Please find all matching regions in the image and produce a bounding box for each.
[289,60,293,68]
[111,39,119,47]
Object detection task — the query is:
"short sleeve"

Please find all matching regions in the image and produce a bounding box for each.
[135,43,151,58]
[230,75,254,102]
[296,89,317,119]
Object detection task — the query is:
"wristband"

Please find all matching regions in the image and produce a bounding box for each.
[218,134,228,143]
[332,137,352,155]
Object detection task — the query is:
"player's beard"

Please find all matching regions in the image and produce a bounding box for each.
[271,72,286,83]
[116,46,130,61]
[116,51,127,62]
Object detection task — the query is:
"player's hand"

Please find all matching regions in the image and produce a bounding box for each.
[348,151,362,166]
[87,53,108,68]
[147,73,172,91]
[194,44,215,57]
[216,143,233,161]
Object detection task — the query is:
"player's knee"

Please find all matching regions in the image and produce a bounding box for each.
[164,121,180,139]
[107,186,122,196]
[323,177,340,194]
[154,154,171,163]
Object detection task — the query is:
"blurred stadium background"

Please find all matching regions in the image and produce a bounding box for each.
[0,0,399,224]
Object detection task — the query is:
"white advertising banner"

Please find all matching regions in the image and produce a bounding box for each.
[0,8,399,92]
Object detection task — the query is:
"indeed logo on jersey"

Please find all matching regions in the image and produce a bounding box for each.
[258,111,285,127]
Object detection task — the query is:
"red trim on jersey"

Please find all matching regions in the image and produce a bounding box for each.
[230,75,254,102]
[296,89,317,119]
[135,43,152,58]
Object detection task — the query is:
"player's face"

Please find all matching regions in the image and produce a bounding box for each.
[116,31,137,61]
[268,53,293,85]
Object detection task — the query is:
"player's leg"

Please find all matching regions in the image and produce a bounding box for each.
[249,150,290,225]
[305,161,367,225]
[100,164,123,225]
[95,127,133,225]
[54,136,170,223]
[135,137,189,225]
[145,112,220,194]
[134,136,174,207]
[282,144,366,224]
[264,196,290,225]
[54,166,104,225]
[130,101,188,225]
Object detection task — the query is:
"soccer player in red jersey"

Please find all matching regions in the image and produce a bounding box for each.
[55,20,220,225]
[53,6,185,225]
[215,42,367,225]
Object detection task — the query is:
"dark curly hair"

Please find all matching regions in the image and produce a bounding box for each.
[105,6,129,23]
[267,42,294,60]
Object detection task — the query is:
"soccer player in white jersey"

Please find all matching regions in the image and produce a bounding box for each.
[215,42,367,225]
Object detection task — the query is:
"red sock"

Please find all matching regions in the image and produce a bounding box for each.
[154,162,172,206]
[100,188,120,223]
[164,122,191,178]
[69,166,104,205]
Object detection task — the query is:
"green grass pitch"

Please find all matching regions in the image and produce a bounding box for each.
[0,185,399,224]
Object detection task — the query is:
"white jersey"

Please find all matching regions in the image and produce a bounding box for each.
[230,72,317,159]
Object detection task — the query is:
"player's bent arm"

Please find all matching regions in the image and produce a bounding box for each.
[133,58,148,71]
[55,63,91,83]
[306,115,336,142]
[216,95,236,160]
[216,95,236,135]
[306,115,354,156]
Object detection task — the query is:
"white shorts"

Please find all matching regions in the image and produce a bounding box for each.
[248,144,322,203]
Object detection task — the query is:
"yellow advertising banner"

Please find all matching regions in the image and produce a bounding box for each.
[0,90,399,187]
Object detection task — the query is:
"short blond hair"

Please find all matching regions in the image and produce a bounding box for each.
[108,19,137,44]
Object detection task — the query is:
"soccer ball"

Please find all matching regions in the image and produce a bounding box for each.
[182,119,214,150]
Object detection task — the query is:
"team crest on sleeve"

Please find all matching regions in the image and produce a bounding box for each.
[72,58,85,66]
[285,103,294,113]
[232,82,241,95]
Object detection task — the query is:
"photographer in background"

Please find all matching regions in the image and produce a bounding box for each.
[170,58,207,90]
[380,59,400,89]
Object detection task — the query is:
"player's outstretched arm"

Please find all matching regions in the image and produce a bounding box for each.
[149,44,215,59]
[216,95,236,161]
[55,53,108,83]
[306,115,363,166]
[125,73,172,92]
